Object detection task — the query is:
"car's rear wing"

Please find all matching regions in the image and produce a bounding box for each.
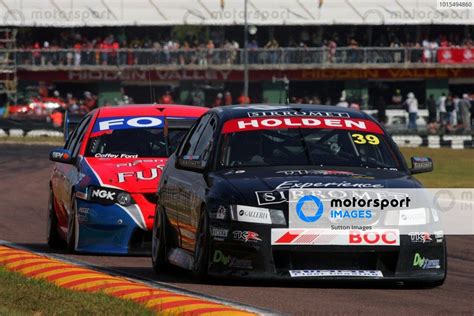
[63,112,85,142]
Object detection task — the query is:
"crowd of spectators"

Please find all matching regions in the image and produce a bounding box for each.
[10,25,473,66]
[379,90,473,134]
[282,89,473,134]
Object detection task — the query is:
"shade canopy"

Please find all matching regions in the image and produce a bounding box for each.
[1,0,472,27]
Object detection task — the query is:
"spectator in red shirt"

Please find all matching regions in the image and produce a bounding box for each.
[111,41,119,64]
[32,42,41,65]
[160,91,174,104]
[238,91,250,105]
[100,41,111,65]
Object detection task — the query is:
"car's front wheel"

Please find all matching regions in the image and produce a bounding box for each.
[192,206,210,281]
[152,205,168,273]
[47,190,63,248]
[66,198,78,253]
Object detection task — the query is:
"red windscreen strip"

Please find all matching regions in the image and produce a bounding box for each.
[222,117,383,134]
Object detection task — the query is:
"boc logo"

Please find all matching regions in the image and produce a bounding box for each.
[296,195,324,222]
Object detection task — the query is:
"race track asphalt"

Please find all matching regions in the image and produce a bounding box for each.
[0,144,472,315]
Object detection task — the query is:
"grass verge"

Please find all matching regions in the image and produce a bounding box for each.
[400,147,474,188]
[0,266,155,315]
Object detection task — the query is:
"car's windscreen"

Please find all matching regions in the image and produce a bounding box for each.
[86,128,188,158]
[218,118,401,170]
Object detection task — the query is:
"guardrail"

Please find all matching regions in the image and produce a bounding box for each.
[1,47,472,69]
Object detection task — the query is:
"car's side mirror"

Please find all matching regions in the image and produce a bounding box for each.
[175,155,205,172]
[50,148,74,164]
[409,156,433,174]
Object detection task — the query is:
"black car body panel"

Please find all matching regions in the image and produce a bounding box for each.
[155,105,446,283]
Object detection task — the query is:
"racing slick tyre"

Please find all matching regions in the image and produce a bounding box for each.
[66,198,78,253]
[152,205,169,273]
[47,190,63,248]
[192,206,210,282]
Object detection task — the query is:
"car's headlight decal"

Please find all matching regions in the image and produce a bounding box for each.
[116,203,147,230]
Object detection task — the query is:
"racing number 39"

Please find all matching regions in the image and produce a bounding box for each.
[352,134,380,145]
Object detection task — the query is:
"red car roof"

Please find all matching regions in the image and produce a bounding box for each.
[96,104,208,118]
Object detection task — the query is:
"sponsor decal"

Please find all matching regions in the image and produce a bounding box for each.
[87,186,132,206]
[77,207,90,222]
[399,208,427,225]
[271,229,399,246]
[90,188,116,201]
[51,151,70,160]
[117,166,163,183]
[348,230,399,246]
[91,116,164,134]
[212,250,253,269]
[216,205,227,220]
[272,229,328,245]
[255,182,387,206]
[232,231,262,243]
[210,227,228,240]
[75,191,88,200]
[255,190,287,206]
[275,181,384,190]
[413,253,441,269]
[434,230,444,243]
[411,157,433,173]
[247,111,350,118]
[275,170,356,176]
[221,117,383,134]
[235,205,271,224]
[409,232,433,243]
[94,153,138,158]
[116,159,166,168]
[289,270,383,278]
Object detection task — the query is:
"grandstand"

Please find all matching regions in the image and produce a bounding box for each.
[0,0,473,114]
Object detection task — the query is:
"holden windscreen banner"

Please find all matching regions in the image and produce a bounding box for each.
[271,188,474,246]
[221,117,383,134]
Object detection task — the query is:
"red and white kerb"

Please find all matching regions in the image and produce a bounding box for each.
[222,117,383,134]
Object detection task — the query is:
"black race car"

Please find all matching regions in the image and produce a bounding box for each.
[151,104,446,286]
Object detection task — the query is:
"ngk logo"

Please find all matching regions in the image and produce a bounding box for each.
[90,189,116,200]
[349,230,399,246]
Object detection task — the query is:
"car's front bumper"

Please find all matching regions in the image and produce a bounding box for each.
[207,220,447,282]
[74,200,152,255]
